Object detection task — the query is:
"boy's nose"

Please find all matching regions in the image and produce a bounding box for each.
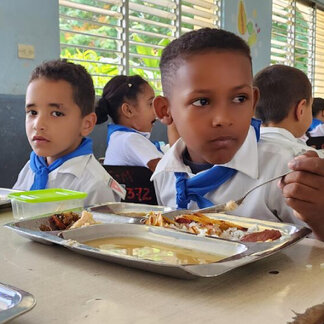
[33,115,46,131]
[211,106,233,127]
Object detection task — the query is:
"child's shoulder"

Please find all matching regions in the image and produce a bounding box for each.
[82,155,111,180]
[257,139,294,173]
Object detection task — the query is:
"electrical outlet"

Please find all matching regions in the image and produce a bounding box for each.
[18,44,35,59]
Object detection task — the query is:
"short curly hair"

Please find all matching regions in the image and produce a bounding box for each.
[160,28,252,96]
[29,59,95,116]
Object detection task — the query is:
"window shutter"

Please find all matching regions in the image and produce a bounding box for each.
[271,0,293,65]
[294,1,315,86]
[59,0,221,94]
[271,0,324,96]
[128,0,177,93]
[59,0,124,93]
[181,0,221,34]
[314,6,324,97]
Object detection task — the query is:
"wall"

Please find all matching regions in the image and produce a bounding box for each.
[223,0,272,74]
[0,0,60,187]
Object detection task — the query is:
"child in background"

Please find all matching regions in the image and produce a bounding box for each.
[152,28,324,241]
[95,75,163,171]
[13,60,125,207]
[308,97,324,132]
[253,64,323,157]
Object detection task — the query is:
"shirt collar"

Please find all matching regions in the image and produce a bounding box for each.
[260,126,306,144]
[50,154,92,178]
[152,126,259,180]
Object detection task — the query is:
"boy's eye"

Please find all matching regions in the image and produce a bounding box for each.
[26,110,37,116]
[233,95,248,103]
[192,98,210,107]
[51,111,64,117]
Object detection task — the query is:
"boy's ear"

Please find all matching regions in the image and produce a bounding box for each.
[252,87,260,114]
[81,112,97,137]
[121,102,133,118]
[295,99,307,121]
[153,95,173,125]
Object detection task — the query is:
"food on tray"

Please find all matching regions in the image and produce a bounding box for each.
[70,211,100,229]
[240,229,282,242]
[144,212,282,242]
[224,200,239,211]
[84,236,227,265]
[39,210,100,231]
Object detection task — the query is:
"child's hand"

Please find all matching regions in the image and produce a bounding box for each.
[278,151,324,241]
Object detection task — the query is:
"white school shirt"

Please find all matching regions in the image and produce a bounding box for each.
[260,127,324,158]
[13,154,125,207]
[151,126,305,227]
[103,131,163,166]
[309,123,324,137]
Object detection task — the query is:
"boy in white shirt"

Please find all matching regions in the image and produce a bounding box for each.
[13,60,125,207]
[152,28,324,241]
[253,64,324,157]
[308,97,324,131]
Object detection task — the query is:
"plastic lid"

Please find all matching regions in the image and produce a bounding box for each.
[8,188,88,203]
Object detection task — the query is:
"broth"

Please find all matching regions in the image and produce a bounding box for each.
[84,236,227,265]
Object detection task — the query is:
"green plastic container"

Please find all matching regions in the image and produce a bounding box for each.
[8,188,88,220]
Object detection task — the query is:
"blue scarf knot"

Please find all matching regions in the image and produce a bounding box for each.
[175,173,190,209]
[29,137,93,190]
[175,118,261,209]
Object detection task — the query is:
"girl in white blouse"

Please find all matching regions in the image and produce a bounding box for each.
[95,75,163,171]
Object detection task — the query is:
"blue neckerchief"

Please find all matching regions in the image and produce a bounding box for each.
[175,118,261,209]
[152,141,164,153]
[308,118,323,132]
[107,124,163,152]
[29,137,93,190]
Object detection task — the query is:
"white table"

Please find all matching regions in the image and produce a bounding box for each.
[1,209,323,324]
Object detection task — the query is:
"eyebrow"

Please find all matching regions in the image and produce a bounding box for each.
[231,84,251,91]
[187,84,251,95]
[25,103,64,109]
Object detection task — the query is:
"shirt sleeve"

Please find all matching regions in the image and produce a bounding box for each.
[309,124,324,137]
[12,161,33,190]
[123,133,163,167]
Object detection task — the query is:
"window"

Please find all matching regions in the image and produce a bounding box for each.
[59,0,221,94]
[271,0,324,97]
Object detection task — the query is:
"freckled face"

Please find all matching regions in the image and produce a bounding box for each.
[168,51,257,164]
[25,78,86,165]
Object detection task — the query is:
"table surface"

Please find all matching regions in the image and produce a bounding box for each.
[0,208,323,324]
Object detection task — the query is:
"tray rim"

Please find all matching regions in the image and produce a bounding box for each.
[0,282,36,324]
[0,188,20,208]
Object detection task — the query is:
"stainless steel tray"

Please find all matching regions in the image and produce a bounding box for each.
[4,202,172,245]
[0,188,19,209]
[87,202,172,222]
[4,203,311,279]
[58,223,309,279]
[0,282,36,323]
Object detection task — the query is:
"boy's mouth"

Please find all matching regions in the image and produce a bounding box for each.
[210,136,236,148]
[32,135,49,143]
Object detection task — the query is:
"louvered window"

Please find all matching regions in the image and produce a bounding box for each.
[59,0,221,94]
[271,0,324,97]
[314,7,324,96]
